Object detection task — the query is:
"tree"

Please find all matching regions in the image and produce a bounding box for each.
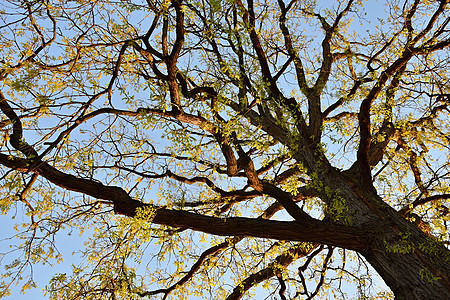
[0,0,449,298]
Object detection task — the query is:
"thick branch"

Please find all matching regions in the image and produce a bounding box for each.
[261,181,311,222]
[0,91,38,158]
[0,153,368,251]
[357,48,414,187]
[165,0,185,113]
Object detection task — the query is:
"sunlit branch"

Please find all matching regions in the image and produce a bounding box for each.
[299,246,333,300]
[0,2,56,80]
[0,91,39,158]
[357,44,415,188]
[308,0,355,137]
[399,194,450,216]
[276,273,288,300]
[115,165,259,201]
[324,112,358,123]
[411,0,449,46]
[226,242,319,300]
[398,137,428,193]
[323,79,371,119]
[137,236,242,299]
[165,0,185,114]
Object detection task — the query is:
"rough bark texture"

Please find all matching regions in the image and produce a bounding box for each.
[281,139,450,299]
[327,172,450,299]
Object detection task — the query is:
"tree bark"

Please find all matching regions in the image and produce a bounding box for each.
[324,171,450,299]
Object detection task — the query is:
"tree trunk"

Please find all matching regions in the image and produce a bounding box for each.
[363,239,450,299]
[362,221,450,299]
[325,172,450,299]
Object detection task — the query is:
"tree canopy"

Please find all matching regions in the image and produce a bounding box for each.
[0,0,449,299]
